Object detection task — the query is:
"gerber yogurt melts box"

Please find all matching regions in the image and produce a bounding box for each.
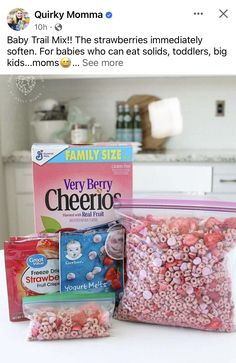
[32,144,133,233]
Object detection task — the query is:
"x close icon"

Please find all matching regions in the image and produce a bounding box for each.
[219,9,229,18]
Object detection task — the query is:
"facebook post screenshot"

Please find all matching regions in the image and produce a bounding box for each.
[0,0,236,362]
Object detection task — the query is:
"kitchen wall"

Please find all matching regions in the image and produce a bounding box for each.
[0,76,29,242]
[28,76,236,150]
[0,76,29,156]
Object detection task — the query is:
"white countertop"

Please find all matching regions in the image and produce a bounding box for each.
[3,149,236,164]
[1,250,236,363]
[135,149,236,163]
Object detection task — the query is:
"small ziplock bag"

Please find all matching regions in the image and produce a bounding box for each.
[23,292,115,341]
[114,198,236,332]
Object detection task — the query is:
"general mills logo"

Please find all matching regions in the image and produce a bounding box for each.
[36,150,44,161]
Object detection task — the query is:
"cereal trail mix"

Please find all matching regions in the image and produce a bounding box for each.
[115,198,236,332]
[23,292,115,341]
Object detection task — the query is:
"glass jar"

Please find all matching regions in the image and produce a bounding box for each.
[71,124,88,144]
[89,122,102,143]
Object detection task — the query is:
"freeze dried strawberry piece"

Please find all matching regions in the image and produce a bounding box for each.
[204,232,224,250]
[208,291,221,302]
[207,318,222,330]
[111,279,122,290]
[159,283,168,291]
[212,248,222,258]
[55,318,62,328]
[194,288,202,300]
[72,311,87,326]
[170,218,191,234]
[165,261,177,268]
[189,218,198,232]
[205,217,222,229]
[177,287,186,297]
[71,324,82,331]
[86,306,101,319]
[159,267,167,275]
[223,218,236,229]
[103,257,113,266]
[183,234,199,246]
[104,267,118,281]
[209,280,217,289]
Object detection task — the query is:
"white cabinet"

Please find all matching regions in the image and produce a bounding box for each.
[212,165,236,194]
[5,163,34,235]
[16,194,35,234]
[134,163,212,194]
[211,164,236,201]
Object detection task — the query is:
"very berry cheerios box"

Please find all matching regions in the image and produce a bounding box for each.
[32,144,133,233]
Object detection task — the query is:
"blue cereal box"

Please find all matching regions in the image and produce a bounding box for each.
[60,223,125,297]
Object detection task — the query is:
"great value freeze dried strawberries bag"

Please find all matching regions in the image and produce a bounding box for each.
[4,235,59,321]
[115,198,236,332]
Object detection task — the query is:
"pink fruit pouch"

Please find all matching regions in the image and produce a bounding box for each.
[114,198,236,332]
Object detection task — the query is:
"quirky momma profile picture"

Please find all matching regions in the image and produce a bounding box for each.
[7,8,30,31]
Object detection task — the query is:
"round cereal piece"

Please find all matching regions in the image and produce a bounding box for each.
[193,257,201,265]
[70,330,79,338]
[65,319,72,327]
[167,255,174,263]
[58,331,65,339]
[42,333,50,340]
[89,251,97,260]
[37,334,44,341]
[39,326,45,334]
[186,286,194,295]
[153,257,162,267]
[92,266,102,274]
[86,272,94,281]
[93,234,102,243]
[67,272,76,280]
[48,316,56,324]
[139,269,147,280]
[143,290,152,300]
[202,267,212,276]
[167,237,177,247]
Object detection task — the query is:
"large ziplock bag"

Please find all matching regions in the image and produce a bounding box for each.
[114,198,236,332]
[23,292,115,341]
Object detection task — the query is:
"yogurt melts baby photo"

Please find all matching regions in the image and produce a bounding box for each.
[66,240,82,261]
